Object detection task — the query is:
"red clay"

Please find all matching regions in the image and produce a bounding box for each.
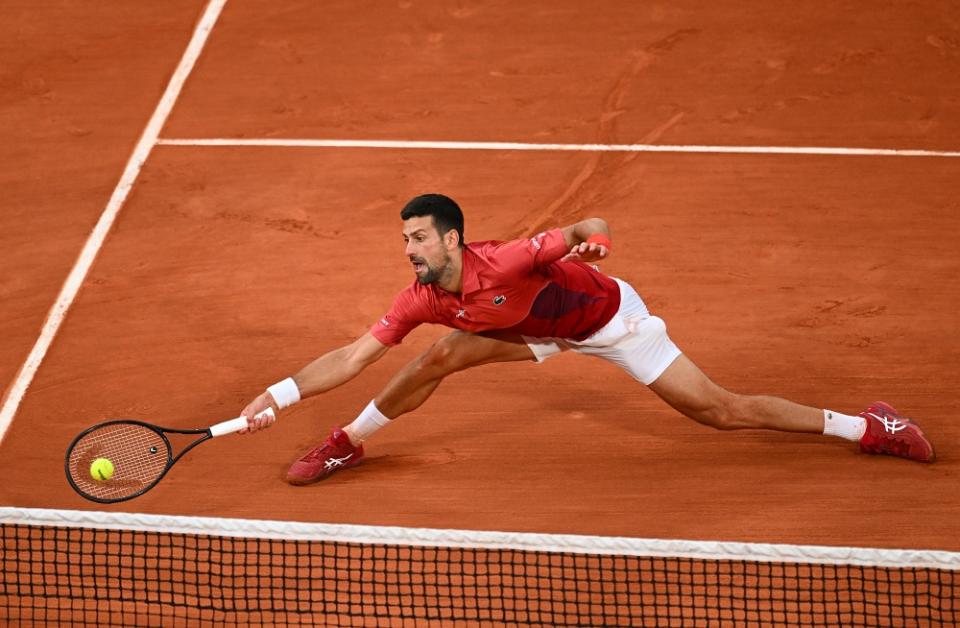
[0,1,207,401]
[1,0,958,559]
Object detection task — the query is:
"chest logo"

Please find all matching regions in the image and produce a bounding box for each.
[456,309,466,319]
[493,295,506,305]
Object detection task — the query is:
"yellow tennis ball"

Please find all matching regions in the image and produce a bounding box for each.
[90,457,115,481]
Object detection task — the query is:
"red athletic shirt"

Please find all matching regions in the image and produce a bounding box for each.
[370,228,621,345]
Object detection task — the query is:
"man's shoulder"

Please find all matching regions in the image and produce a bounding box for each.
[465,239,504,254]
[394,279,435,302]
[468,229,564,262]
[466,236,533,258]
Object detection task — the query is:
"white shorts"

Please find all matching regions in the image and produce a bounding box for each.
[521,278,682,385]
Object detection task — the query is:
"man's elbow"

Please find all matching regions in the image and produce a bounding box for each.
[342,351,371,377]
[584,217,609,234]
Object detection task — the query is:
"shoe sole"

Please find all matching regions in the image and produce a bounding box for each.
[286,459,364,486]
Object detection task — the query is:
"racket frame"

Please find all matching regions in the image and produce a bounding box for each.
[64,420,213,504]
[64,408,273,503]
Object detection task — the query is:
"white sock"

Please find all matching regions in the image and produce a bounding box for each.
[344,400,391,444]
[822,409,867,442]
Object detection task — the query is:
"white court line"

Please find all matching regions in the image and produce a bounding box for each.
[157,137,960,158]
[0,0,229,444]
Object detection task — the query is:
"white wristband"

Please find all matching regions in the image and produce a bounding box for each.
[267,377,301,410]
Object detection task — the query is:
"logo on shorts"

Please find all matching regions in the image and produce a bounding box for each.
[456,309,466,319]
[493,295,506,305]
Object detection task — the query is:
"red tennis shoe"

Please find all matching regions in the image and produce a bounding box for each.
[286,428,364,485]
[858,402,935,463]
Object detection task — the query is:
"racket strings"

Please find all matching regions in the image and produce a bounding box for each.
[67,424,169,500]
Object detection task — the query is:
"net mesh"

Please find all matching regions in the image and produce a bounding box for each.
[1,508,957,627]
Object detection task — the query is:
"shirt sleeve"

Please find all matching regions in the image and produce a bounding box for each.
[370,285,427,346]
[491,228,570,273]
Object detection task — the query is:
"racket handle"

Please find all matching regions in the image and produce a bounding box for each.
[210,407,276,437]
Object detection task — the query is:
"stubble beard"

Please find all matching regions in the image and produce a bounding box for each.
[415,253,452,286]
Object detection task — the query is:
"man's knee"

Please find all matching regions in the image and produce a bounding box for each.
[412,331,534,380]
[417,332,471,375]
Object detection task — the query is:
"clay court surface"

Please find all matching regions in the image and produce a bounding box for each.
[2,0,959,556]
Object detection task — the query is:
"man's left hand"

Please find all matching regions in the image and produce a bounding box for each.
[561,241,609,262]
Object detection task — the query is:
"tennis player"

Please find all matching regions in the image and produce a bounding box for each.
[240,194,935,484]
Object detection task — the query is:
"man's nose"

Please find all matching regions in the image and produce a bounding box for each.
[405,241,416,257]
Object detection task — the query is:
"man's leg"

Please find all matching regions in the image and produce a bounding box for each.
[646,354,823,432]
[342,330,536,442]
[375,331,535,416]
[645,354,935,462]
[288,331,535,484]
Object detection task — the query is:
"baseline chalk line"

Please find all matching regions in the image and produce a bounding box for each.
[156,138,960,158]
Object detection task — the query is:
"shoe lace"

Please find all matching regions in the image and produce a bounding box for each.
[301,441,333,462]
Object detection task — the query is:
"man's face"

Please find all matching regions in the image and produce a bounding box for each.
[403,215,452,285]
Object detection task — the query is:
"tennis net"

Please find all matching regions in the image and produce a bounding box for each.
[1,507,957,626]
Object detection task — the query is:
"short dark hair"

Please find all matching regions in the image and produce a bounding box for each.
[400,194,464,247]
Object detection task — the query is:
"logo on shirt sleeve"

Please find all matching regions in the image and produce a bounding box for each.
[529,232,546,251]
[379,317,391,327]
[493,295,506,305]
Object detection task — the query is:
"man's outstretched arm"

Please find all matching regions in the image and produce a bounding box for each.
[240,332,390,432]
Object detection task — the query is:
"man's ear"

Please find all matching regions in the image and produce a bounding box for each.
[444,229,460,249]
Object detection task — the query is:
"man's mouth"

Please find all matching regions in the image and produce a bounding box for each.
[411,259,426,273]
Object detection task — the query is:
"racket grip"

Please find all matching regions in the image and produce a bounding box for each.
[210,407,276,437]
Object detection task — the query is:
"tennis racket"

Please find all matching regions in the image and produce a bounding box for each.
[64,408,275,503]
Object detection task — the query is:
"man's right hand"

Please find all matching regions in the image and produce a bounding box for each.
[239,391,280,434]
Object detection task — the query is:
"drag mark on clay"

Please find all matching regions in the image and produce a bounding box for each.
[796,298,888,329]
[516,30,698,237]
